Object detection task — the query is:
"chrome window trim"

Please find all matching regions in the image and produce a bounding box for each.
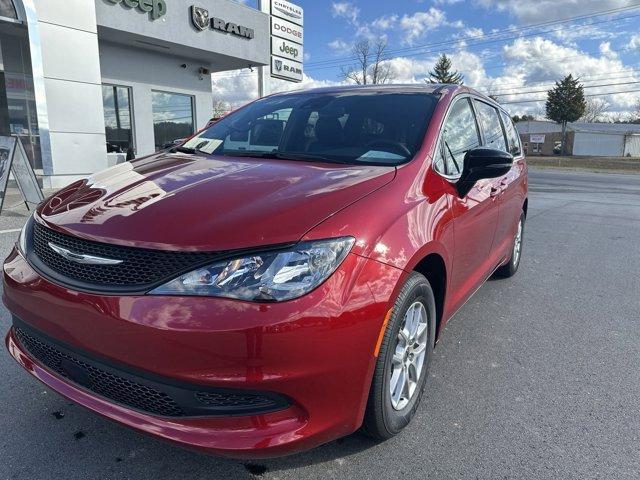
[432,93,482,182]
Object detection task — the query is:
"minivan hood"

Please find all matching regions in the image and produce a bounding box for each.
[37,153,395,251]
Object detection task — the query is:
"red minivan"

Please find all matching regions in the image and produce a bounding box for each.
[4,85,527,458]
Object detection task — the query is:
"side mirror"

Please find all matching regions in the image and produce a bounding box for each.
[456,147,513,197]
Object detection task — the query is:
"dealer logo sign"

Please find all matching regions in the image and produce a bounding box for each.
[190,6,255,40]
[191,5,209,30]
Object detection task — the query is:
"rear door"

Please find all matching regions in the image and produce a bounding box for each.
[434,97,500,313]
[496,111,527,257]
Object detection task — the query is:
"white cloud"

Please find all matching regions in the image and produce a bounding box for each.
[370,14,399,30]
[331,2,360,25]
[212,71,341,109]
[328,38,350,51]
[211,34,639,123]
[629,34,640,49]
[599,41,617,59]
[399,8,448,45]
[433,0,464,4]
[476,0,638,24]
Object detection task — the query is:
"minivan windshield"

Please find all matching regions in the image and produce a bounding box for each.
[182,91,438,166]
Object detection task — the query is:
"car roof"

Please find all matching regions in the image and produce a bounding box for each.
[268,84,500,109]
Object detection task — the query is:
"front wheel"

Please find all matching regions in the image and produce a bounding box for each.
[495,212,525,278]
[363,272,436,440]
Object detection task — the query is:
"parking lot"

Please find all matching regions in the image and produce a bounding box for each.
[1,167,639,479]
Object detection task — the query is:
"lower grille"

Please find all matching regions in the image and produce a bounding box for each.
[13,322,288,417]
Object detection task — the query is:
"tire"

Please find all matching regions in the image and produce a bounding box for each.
[363,272,436,440]
[495,211,525,278]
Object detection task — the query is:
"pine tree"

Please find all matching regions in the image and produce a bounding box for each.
[426,54,464,85]
[546,74,586,155]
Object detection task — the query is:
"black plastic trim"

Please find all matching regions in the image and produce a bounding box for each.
[12,317,290,418]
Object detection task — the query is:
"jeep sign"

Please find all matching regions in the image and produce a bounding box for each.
[271,56,303,82]
[107,0,167,21]
[271,17,303,44]
[270,0,303,26]
[271,38,303,62]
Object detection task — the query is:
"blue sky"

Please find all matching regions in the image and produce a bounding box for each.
[214,0,640,118]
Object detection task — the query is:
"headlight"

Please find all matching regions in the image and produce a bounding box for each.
[17,215,31,256]
[149,237,355,301]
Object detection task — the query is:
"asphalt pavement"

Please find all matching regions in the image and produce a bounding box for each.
[0,168,639,479]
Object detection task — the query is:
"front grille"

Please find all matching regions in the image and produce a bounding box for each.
[194,391,277,409]
[13,322,288,418]
[31,221,221,291]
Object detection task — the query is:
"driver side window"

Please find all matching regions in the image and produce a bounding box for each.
[434,98,481,176]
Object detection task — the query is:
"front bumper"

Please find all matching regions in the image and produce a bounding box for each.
[3,247,404,458]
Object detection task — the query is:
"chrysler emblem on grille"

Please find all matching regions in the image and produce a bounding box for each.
[48,242,123,266]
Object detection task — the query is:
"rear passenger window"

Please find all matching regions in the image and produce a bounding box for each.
[474,100,507,152]
[501,111,522,156]
[434,98,480,176]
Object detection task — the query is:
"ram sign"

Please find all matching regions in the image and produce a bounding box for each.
[271,56,303,82]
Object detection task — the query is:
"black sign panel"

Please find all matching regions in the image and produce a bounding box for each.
[0,136,44,214]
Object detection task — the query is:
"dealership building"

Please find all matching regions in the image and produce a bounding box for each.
[517,120,640,157]
[0,0,289,188]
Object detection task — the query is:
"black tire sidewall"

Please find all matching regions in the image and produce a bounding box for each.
[379,274,436,435]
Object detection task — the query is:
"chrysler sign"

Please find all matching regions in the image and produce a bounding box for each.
[270,0,303,26]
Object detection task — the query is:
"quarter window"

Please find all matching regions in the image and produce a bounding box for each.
[474,100,507,152]
[434,98,481,176]
[501,111,522,156]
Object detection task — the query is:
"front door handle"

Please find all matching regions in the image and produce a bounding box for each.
[490,186,502,197]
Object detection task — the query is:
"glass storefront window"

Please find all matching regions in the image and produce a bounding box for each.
[151,91,194,149]
[0,22,41,169]
[0,0,17,20]
[102,85,134,156]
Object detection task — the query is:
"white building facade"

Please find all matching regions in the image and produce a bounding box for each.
[0,0,270,188]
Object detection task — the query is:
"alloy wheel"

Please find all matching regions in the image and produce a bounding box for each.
[389,301,429,410]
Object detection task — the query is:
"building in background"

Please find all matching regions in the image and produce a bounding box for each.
[0,0,270,188]
[517,120,640,157]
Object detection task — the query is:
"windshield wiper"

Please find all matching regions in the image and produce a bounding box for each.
[171,145,198,154]
[223,151,349,164]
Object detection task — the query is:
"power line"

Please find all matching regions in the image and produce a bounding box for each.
[490,80,640,97]
[501,87,640,104]
[212,12,640,81]
[303,10,640,72]
[304,3,640,69]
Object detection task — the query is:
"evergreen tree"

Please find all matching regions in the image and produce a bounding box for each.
[546,75,586,155]
[426,54,464,85]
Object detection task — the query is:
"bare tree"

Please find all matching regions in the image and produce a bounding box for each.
[340,38,394,85]
[580,98,609,123]
[633,98,640,123]
[212,99,231,119]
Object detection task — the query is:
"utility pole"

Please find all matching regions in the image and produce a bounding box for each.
[257,0,269,98]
